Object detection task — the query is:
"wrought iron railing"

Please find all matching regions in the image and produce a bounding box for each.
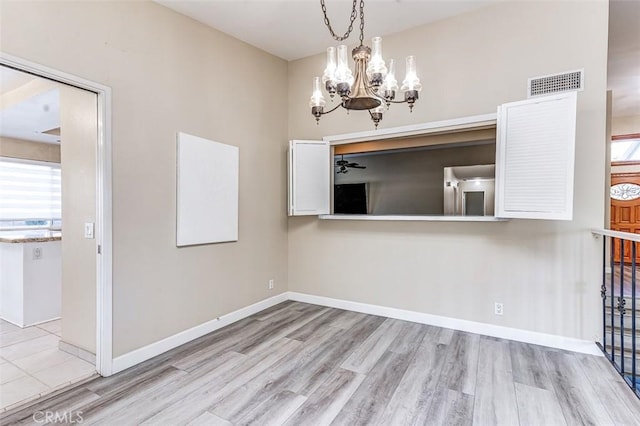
[593,229,640,397]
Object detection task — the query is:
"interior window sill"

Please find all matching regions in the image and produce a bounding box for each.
[318,214,508,222]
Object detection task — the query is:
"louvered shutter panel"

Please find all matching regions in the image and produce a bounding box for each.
[288,140,330,216]
[495,92,577,220]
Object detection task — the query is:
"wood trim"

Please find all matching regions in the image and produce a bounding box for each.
[612,133,640,141]
[611,172,640,180]
[612,161,640,167]
[334,128,496,155]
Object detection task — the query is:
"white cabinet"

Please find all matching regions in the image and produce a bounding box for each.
[0,241,61,327]
[288,92,577,221]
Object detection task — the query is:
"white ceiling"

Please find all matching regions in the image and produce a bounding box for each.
[449,164,495,180]
[155,0,498,61]
[0,88,61,144]
[0,68,61,144]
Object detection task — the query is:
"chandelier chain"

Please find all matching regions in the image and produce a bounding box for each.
[358,0,364,46]
[320,0,360,42]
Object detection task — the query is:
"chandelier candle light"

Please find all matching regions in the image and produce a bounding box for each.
[310,0,422,128]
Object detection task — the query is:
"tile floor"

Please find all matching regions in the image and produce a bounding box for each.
[0,319,96,412]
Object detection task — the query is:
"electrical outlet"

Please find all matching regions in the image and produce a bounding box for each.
[33,247,42,260]
[268,279,274,290]
[494,302,503,316]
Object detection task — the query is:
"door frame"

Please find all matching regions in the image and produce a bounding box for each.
[0,52,113,376]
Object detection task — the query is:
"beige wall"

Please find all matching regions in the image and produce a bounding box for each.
[288,1,609,341]
[60,86,97,352]
[0,0,609,358]
[612,115,640,136]
[0,136,60,163]
[0,1,289,356]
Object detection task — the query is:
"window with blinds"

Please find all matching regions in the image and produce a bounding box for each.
[0,157,61,228]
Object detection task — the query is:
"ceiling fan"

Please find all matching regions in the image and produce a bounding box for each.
[336,155,366,174]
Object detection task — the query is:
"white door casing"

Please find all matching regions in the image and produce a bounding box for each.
[0,52,114,376]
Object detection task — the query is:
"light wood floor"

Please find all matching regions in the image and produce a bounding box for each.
[2,301,640,425]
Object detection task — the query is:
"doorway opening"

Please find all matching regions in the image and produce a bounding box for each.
[610,135,640,255]
[0,54,112,412]
[463,191,485,216]
[607,135,640,301]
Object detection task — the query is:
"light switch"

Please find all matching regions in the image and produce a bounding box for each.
[33,247,42,260]
[84,222,95,239]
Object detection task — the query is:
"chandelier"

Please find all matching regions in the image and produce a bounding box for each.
[310,0,422,128]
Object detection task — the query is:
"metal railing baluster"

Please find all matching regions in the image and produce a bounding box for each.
[632,241,637,391]
[612,237,616,364]
[620,238,626,375]
[603,236,607,353]
[593,229,640,399]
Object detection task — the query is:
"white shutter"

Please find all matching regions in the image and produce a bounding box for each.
[495,92,577,220]
[0,158,61,220]
[288,140,330,216]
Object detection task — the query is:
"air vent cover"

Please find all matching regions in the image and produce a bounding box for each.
[528,69,583,98]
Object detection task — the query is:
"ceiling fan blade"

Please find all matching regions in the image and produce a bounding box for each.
[351,165,366,169]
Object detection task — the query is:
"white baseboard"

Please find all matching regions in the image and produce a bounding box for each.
[0,316,62,328]
[111,292,289,374]
[287,292,602,356]
[111,289,601,374]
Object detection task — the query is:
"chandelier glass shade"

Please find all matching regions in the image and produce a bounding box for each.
[310,0,422,128]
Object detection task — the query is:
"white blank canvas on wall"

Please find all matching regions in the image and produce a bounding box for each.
[176,132,239,246]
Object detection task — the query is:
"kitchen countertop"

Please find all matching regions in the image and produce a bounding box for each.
[0,230,62,243]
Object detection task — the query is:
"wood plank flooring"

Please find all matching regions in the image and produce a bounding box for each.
[2,301,640,425]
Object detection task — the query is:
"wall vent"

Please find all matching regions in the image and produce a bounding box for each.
[528,69,583,98]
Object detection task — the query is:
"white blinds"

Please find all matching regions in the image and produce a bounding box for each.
[0,158,61,220]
